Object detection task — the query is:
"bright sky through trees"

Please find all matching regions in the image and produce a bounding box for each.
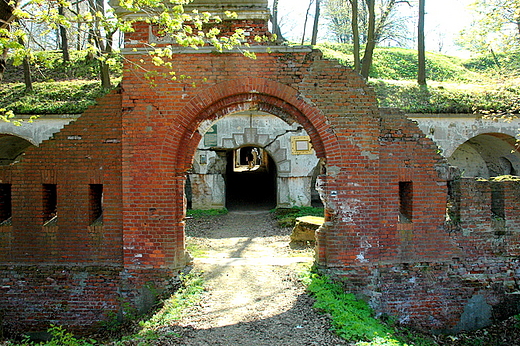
[270,0,473,57]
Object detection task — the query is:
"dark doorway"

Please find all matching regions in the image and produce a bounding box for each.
[225,147,277,210]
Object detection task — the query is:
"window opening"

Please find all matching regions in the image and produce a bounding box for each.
[446,180,461,228]
[43,184,57,226]
[399,182,413,223]
[0,184,12,226]
[89,184,103,225]
[491,183,505,232]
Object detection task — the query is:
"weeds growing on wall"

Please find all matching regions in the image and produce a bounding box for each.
[117,271,204,344]
[300,266,436,346]
[11,272,205,346]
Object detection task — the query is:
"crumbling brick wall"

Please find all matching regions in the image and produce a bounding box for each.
[1,18,520,335]
[0,89,124,334]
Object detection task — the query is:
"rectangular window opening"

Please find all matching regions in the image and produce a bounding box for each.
[446,180,461,227]
[0,184,12,226]
[89,184,103,225]
[399,181,413,223]
[491,183,506,233]
[491,184,505,219]
[43,184,57,226]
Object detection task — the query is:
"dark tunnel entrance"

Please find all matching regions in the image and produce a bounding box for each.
[225,146,277,210]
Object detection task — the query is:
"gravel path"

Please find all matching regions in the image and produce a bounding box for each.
[172,209,350,346]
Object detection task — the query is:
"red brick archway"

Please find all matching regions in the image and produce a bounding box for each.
[157,77,344,264]
[159,77,340,174]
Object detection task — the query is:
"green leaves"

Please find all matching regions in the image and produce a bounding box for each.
[306,272,395,342]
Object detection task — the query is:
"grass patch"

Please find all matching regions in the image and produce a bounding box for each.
[272,206,324,227]
[3,50,122,84]
[186,242,208,258]
[370,79,520,114]
[0,81,111,115]
[117,271,205,345]
[186,208,228,218]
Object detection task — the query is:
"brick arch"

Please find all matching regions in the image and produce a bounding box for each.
[159,77,339,174]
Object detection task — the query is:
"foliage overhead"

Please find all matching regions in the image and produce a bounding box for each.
[5,0,255,68]
[459,0,520,53]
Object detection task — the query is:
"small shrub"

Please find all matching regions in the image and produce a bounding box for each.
[306,272,393,342]
[303,268,436,346]
[20,325,96,346]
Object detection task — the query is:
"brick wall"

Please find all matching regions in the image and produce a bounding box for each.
[0,89,124,335]
[1,17,520,335]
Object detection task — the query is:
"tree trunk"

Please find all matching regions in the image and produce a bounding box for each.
[360,0,375,79]
[99,60,111,89]
[88,0,112,88]
[374,0,395,42]
[301,0,313,44]
[0,48,7,83]
[417,0,426,86]
[271,0,282,40]
[311,0,321,45]
[16,36,32,92]
[58,6,70,62]
[350,0,361,72]
[0,0,16,83]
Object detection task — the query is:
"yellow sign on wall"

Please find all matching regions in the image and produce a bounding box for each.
[291,136,313,155]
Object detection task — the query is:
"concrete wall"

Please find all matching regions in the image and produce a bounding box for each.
[411,114,520,178]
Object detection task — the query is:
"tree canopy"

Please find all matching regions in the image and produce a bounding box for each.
[459,0,520,53]
[1,0,256,87]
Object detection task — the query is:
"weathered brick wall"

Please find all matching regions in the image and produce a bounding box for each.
[1,16,520,335]
[0,90,124,335]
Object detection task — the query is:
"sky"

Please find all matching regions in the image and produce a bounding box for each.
[271,0,475,57]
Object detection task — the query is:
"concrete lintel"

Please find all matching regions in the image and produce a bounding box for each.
[121,45,314,55]
[0,117,79,146]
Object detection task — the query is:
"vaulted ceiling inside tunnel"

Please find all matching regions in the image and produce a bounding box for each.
[447,133,520,178]
[0,135,35,165]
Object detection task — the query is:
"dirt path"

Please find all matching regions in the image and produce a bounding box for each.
[173,210,350,346]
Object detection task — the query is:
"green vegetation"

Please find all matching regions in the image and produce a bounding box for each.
[318,44,484,82]
[0,81,109,115]
[186,208,228,218]
[2,51,122,84]
[302,267,435,346]
[0,51,121,117]
[317,44,520,115]
[370,79,520,114]
[118,272,204,345]
[272,206,324,227]
[15,325,96,346]
[2,47,520,116]
[186,242,208,258]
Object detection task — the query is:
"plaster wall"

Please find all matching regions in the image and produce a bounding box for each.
[410,114,520,157]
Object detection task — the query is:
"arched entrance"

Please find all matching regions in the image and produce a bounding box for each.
[225,146,277,210]
[0,134,35,165]
[186,110,321,210]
